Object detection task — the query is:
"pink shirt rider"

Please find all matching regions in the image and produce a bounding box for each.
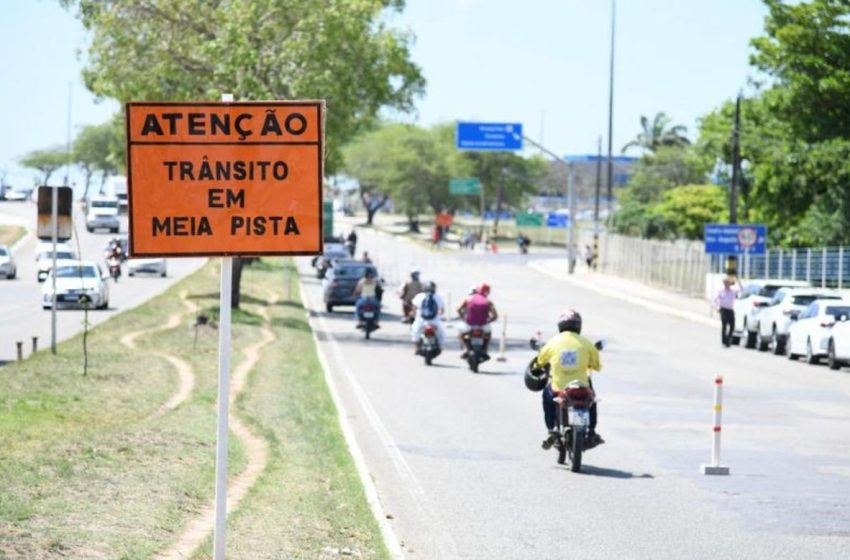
[464,293,490,326]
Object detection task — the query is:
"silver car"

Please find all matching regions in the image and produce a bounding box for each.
[127,257,167,277]
[0,245,16,279]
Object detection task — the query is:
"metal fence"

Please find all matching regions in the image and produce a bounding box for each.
[598,234,850,298]
[598,234,709,298]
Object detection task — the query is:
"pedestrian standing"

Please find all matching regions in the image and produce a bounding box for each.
[714,277,740,347]
[584,245,593,269]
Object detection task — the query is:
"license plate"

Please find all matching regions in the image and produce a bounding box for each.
[362,311,375,319]
[470,337,484,347]
[568,409,590,427]
[60,294,80,302]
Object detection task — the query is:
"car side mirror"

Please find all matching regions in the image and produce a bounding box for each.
[529,338,541,351]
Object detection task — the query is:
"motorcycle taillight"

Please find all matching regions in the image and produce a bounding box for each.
[471,329,483,337]
[423,325,436,336]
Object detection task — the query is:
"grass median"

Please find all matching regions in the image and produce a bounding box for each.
[0,225,26,247]
[0,258,388,559]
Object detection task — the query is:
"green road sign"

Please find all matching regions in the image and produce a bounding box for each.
[515,212,544,227]
[449,177,482,195]
[323,201,334,238]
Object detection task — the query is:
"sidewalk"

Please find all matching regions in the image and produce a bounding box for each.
[529,258,717,328]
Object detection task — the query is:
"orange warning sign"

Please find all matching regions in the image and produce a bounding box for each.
[125,101,324,257]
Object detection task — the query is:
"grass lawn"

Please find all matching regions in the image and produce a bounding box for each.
[0,225,26,247]
[0,259,387,559]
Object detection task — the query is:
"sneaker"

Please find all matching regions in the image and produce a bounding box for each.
[541,431,559,450]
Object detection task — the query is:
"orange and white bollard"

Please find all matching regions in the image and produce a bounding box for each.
[701,375,730,475]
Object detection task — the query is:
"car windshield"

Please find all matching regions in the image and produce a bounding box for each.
[334,265,374,278]
[92,200,117,208]
[55,265,98,278]
[0,248,7,256]
[825,306,850,318]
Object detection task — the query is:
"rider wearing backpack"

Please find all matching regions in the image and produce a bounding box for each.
[410,281,446,354]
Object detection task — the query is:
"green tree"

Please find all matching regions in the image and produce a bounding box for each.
[655,184,727,240]
[61,0,425,173]
[621,145,706,204]
[622,112,690,154]
[751,0,850,142]
[20,148,68,186]
[73,120,120,199]
[62,0,425,307]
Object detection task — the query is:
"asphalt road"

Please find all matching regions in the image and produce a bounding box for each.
[0,199,205,364]
[299,226,850,560]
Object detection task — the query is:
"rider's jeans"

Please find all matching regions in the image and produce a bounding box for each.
[355,296,380,321]
[542,383,598,433]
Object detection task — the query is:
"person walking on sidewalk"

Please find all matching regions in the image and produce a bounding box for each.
[714,277,741,347]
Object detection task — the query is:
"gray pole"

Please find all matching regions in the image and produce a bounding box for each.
[568,163,577,274]
[606,0,616,217]
[593,136,602,270]
[50,185,58,354]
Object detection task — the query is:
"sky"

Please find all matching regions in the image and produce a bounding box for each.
[0,0,769,189]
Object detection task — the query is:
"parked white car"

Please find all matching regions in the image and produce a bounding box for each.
[756,287,842,354]
[127,257,167,277]
[787,299,850,364]
[85,195,120,233]
[825,316,850,370]
[41,260,109,310]
[734,279,810,348]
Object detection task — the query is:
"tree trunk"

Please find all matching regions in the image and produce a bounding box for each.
[230,258,244,309]
[362,192,389,226]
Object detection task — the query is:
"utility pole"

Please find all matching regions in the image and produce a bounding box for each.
[593,136,602,270]
[606,0,616,220]
[727,93,742,277]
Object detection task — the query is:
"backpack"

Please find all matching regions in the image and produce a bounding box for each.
[420,293,438,320]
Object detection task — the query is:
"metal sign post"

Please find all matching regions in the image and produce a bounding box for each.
[211,92,235,560]
[51,186,58,354]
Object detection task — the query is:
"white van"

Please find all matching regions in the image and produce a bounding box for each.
[85,195,120,233]
[103,175,128,213]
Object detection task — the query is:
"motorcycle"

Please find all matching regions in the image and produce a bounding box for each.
[357,300,380,339]
[529,337,605,473]
[462,327,490,373]
[106,256,121,282]
[552,382,596,472]
[418,323,441,365]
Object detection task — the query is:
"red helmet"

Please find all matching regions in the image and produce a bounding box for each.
[478,283,491,297]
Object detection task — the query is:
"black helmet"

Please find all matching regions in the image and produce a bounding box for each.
[425,281,436,293]
[524,358,548,392]
[557,309,582,334]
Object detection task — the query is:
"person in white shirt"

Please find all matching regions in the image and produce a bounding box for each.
[714,276,741,347]
[410,281,445,354]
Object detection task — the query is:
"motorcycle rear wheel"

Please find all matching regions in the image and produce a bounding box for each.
[569,429,585,472]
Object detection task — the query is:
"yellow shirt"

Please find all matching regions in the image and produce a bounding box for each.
[535,332,601,391]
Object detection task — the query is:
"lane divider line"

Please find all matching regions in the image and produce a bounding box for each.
[299,265,459,559]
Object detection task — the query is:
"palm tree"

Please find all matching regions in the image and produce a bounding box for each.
[622,112,690,153]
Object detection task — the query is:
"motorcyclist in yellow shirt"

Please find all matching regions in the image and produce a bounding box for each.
[529,309,604,450]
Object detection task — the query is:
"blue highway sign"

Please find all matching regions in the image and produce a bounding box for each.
[456,122,523,151]
[704,223,767,255]
[546,212,569,229]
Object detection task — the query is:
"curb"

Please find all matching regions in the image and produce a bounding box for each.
[297,269,405,560]
[528,261,717,328]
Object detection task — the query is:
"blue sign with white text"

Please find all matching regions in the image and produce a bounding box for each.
[704,224,767,255]
[546,212,570,229]
[456,122,523,151]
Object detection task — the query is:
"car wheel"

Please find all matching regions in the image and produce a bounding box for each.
[161,271,167,277]
[828,339,842,370]
[745,327,757,349]
[805,338,820,365]
[772,327,785,355]
[756,327,769,352]
[128,271,134,277]
[787,339,799,360]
